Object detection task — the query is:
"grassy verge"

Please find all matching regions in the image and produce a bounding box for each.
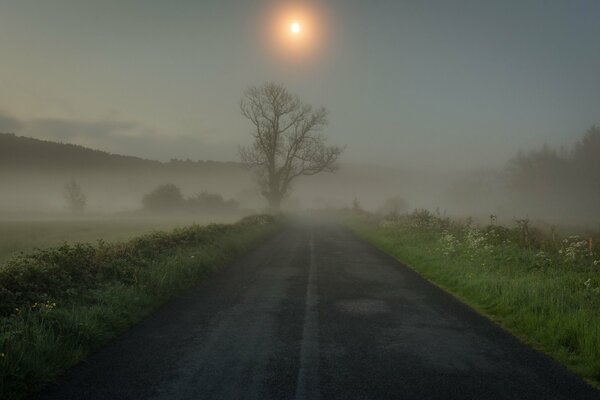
[0,215,243,263]
[0,215,280,399]
[344,210,600,386]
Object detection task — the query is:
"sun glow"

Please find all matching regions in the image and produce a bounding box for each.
[263,2,331,63]
[290,21,301,34]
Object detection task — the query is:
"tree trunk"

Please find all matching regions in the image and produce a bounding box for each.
[267,193,283,212]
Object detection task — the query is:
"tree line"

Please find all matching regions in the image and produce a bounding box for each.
[507,125,600,219]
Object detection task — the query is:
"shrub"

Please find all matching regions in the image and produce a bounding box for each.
[0,215,276,318]
[142,184,185,212]
[141,184,239,214]
[0,215,279,399]
[187,191,239,213]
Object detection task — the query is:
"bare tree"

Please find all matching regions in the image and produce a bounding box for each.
[64,180,87,214]
[239,82,343,210]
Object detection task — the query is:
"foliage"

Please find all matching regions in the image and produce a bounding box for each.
[187,191,239,213]
[0,132,241,173]
[141,184,239,214]
[63,180,86,214]
[0,215,279,399]
[142,184,185,211]
[507,125,600,219]
[347,210,600,385]
[0,217,242,264]
[239,82,343,210]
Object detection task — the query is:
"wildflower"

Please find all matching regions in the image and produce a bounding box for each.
[560,236,591,263]
[439,230,459,256]
[534,251,552,268]
[379,220,395,228]
[31,301,57,311]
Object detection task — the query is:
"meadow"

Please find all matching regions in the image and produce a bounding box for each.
[0,215,243,264]
[345,209,600,386]
[0,215,280,399]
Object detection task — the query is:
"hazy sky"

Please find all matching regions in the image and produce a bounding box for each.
[1,0,599,171]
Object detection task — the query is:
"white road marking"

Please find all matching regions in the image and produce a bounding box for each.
[295,233,320,400]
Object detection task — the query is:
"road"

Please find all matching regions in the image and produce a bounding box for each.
[34,219,600,400]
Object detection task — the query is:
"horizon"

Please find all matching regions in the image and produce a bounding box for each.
[1,3,600,398]
[0,131,508,174]
[1,1,599,172]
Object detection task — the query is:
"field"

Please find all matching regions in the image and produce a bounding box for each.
[0,215,243,264]
[0,215,280,399]
[345,209,600,386]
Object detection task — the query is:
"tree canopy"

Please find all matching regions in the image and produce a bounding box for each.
[239,82,343,210]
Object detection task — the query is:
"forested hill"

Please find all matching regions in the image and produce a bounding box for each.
[0,132,242,173]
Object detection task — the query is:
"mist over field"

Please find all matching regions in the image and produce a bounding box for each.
[1,128,599,229]
[0,0,599,227]
[1,127,599,229]
[2,2,600,399]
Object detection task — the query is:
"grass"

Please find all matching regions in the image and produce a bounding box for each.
[344,209,600,386]
[0,215,280,400]
[0,215,242,263]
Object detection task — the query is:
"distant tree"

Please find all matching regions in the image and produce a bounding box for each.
[504,125,600,219]
[378,196,409,216]
[187,191,239,213]
[571,125,600,214]
[352,197,363,213]
[572,125,600,179]
[506,145,568,196]
[239,82,343,211]
[142,184,185,212]
[64,180,87,214]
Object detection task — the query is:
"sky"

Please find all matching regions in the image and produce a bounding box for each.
[0,0,599,171]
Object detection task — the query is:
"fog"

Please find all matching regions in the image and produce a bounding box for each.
[1,126,599,229]
[1,1,599,229]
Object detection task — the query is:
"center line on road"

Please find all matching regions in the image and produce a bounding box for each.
[294,232,320,400]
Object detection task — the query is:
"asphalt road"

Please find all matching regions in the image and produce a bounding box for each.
[34,219,600,400]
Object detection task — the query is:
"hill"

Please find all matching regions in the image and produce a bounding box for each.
[0,132,483,216]
[0,133,252,214]
[0,132,242,173]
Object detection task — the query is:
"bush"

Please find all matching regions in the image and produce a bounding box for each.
[142,184,185,212]
[187,191,239,213]
[0,215,276,318]
[346,210,600,385]
[0,215,279,399]
[141,184,239,214]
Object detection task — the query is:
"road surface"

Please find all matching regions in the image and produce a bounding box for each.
[34,219,600,400]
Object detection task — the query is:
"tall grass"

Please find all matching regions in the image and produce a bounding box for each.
[0,215,242,263]
[0,215,280,399]
[346,209,600,386]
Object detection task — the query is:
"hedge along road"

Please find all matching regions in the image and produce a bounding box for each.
[34,218,600,400]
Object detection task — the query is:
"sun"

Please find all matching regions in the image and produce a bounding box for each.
[290,21,301,34]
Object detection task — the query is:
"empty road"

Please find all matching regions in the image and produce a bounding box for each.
[35,219,600,400]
